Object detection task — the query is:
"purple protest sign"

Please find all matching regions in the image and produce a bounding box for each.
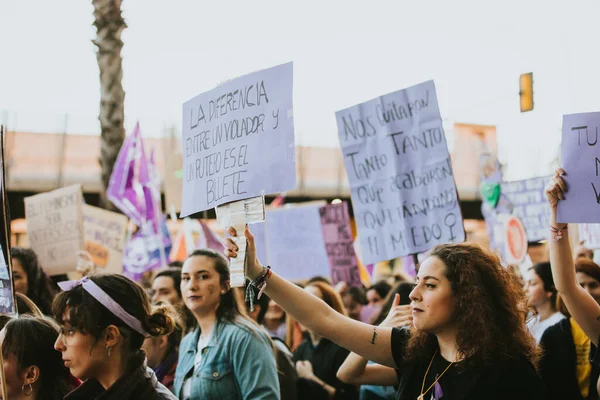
[123,218,172,282]
[318,202,361,287]
[558,112,600,223]
[501,176,552,242]
[336,81,465,264]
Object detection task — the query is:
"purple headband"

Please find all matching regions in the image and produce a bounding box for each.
[58,277,148,337]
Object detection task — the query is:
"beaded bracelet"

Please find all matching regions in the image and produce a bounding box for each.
[245,266,272,312]
[550,224,568,241]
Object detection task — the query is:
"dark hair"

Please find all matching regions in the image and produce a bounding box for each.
[152,301,184,353]
[405,243,539,368]
[343,286,367,305]
[245,291,271,324]
[371,282,414,325]
[168,261,184,268]
[52,274,176,358]
[11,247,56,315]
[187,249,242,322]
[530,262,558,307]
[575,258,600,284]
[306,281,348,316]
[367,281,392,301]
[306,276,331,285]
[3,316,75,399]
[154,267,183,300]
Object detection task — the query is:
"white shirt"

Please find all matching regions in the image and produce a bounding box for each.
[181,333,211,400]
[527,312,566,343]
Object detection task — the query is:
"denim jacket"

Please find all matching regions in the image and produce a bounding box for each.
[173,317,280,400]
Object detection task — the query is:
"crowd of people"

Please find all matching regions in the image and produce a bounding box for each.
[1,169,600,399]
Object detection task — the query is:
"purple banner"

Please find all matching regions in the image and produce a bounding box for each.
[558,112,600,223]
[319,203,361,288]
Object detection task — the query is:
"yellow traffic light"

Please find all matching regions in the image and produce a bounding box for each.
[519,73,534,112]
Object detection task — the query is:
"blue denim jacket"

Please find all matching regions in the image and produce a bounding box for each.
[173,317,280,400]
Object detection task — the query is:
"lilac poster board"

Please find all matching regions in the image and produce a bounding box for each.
[265,206,330,282]
[558,112,600,223]
[319,203,361,287]
[501,176,552,242]
[181,62,296,216]
[336,80,465,264]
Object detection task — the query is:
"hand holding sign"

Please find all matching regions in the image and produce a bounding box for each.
[225,225,263,280]
[545,168,567,213]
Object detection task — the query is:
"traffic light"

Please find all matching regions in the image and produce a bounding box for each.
[519,73,534,112]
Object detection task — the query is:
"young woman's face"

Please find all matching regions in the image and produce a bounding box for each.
[54,313,106,380]
[577,272,600,304]
[264,300,285,322]
[366,289,384,307]
[181,256,226,316]
[526,271,550,308]
[0,329,28,399]
[409,256,457,334]
[11,259,28,296]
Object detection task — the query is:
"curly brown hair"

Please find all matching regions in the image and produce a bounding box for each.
[404,243,539,368]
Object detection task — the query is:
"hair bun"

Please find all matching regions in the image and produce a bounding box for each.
[147,304,176,337]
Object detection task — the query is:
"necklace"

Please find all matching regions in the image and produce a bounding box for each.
[418,349,454,400]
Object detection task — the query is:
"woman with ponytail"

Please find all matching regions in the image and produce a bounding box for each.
[52,274,178,399]
[174,249,279,399]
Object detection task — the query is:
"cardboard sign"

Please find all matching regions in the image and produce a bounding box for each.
[336,80,465,264]
[82,204,128,274]
[501,176,552,242]
[181,62,296,216]
[25,185,84,275]
[558,112,600,223]
[319,203,361,287]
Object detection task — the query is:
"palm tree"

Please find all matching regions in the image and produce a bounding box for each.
[92,0,126,208]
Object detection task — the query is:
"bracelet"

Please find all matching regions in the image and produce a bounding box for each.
[550,224,568,241]
[245,266,272,312]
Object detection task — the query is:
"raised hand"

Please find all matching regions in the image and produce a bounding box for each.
[545,168,567,213]
[379,294,413,328]
[224,225,264,279]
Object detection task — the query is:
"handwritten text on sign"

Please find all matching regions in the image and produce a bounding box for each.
[181,62,296,216]
[501,176,552,242]
[558,112,600,223]
[25,185,84,275]
[336,81,465,264]
[83,205,128,274]
[319,203,361,287]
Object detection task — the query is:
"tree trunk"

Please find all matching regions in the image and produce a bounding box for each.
[92,0,126,209]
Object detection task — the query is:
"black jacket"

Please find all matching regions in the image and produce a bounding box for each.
[539,318,599,400]
[64,352,176,400]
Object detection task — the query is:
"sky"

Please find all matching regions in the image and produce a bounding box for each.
[1,0,599,181]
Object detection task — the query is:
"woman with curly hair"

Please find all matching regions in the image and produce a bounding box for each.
[225,226,546,400]
[11,247,56,315]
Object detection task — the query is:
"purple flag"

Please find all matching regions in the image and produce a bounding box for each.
[123,217,172,281]
[107,122,153,227]
[198,221,225,253]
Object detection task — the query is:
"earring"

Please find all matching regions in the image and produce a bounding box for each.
[106,345,112,358]
[21,383,33,396]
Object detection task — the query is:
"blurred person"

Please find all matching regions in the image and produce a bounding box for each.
[151,268,195,333]
[225,226,546,399]
[576,241,595,261]
[174,249,279,399]
[11,247,56,315]
[343,286,370,322]
[526,262,565,343]
[53,274,177,399]
[0,315,78,400]
[307,276,332,286]
[295,281,358,400]
[246,292,298,400]
[142,303,184,392]
[263,299,287,341]
[366,281,392,308]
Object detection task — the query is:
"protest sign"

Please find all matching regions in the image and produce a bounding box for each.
[579,224,600,249]
[319,202,361,287]
[265,205,330,281]
[558,112,600,223]
[502,215,528,264]
[336,80,465,265]
[0,126,16,315]
[25,185,84,275]
[82,205,128,274]
[181,62,296,216]
[123,217,172,282]
[501,176,552,242]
